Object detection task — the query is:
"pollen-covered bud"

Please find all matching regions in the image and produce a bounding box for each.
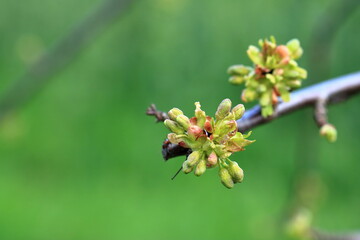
[207,152,218,166]
[227,65,251,76]
[228,161,244,183]
[320,124,337,143]
[176,115,190,130]
[168,108,183,121]
[215,98,232,120]
[164,119,184,134]
[219,168,234,189]
[195,102,206,128]
[195,159,206,176]
[231,104,245,120]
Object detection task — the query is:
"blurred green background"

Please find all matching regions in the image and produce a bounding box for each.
[0,0,359,239]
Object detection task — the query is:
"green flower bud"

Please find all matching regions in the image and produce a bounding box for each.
[182,160,193,174]
[215,98,232,120]
[229,76,245,85]
[164,119,184,134]
[231,104,245,120]
[186,150,202,167]
[176,114,190,130]
[195,159,206,176]
[320,124,337,143]
[286,39,303,59]
[227,64,251,76]
[228,161,244,183]
[219,168,234,189]
[168,108,183,121]
[247,45,262,65]
[287,80,302,88]
[195,102,206,128]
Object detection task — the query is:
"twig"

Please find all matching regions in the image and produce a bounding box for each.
[0,0,132,120]
[311,228,360,240]
[148,71,360,160]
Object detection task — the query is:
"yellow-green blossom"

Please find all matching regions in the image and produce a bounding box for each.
[164,99,255,188]
[228,36,307,117]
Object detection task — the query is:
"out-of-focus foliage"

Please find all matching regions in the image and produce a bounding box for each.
[0,0,359,239]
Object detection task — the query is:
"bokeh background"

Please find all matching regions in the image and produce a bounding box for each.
[0,0,359,239]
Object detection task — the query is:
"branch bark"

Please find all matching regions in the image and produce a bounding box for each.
[147,71,360,160]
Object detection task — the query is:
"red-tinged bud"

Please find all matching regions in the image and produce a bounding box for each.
[272,90,278,105]
[274,68,284,75]
[189,117,197,125]
[188,125,203,138]
[280,56,290,65]
[204,116,214,133]
[275,45,290,59]
[207,152,218,166]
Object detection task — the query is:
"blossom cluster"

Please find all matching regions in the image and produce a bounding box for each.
[164,99,254,188]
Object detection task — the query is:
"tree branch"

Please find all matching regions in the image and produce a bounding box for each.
[148,71,360,160]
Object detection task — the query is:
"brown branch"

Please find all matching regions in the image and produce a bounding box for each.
[148,71,360,160]
[311,228,360,240]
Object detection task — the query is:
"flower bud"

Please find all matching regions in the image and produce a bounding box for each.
[275,45,290,59]
[215,98,232,120]
[207,152,218,166]
[182,160,193,174]
[176,114,190,130]
[164,119,184,134]
[168,108,183,121]
[247,45,262,65]
[187,125,204,139]
[195,159,206,176]
[184,151,201,167]
[287,80,302,88]
[231,104,245,120]
[286,39,303,59]
[204,116,214,133]
[227,65,251,76]
[219,168,234,189]
[228,161,244,183]
[229,76,245,85]
[320,124,337,143]
[195,102,206,128]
